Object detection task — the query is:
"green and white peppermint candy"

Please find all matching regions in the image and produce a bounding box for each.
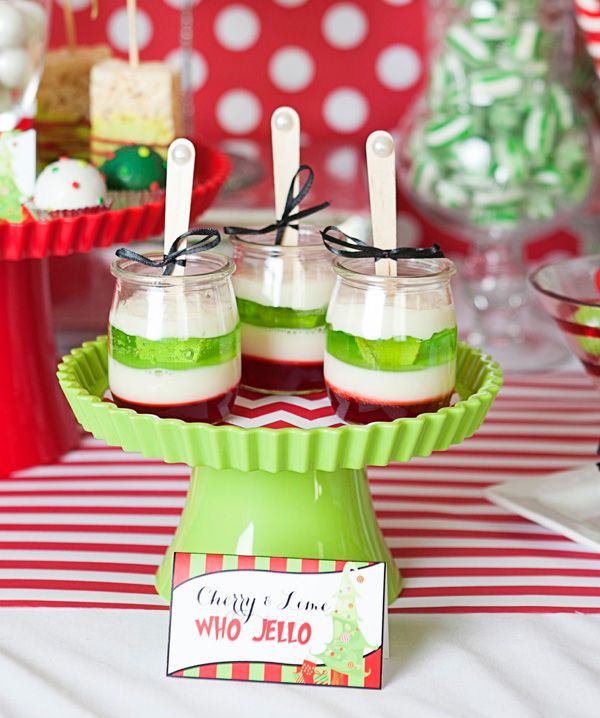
[473,186,525,208]
[444,51,470,103]
[554,132,587,173]
[493,135,527,183]
[411,158,440,198]
[523,104,556,160]
[435,179,471,208]
[451,136,493,175]
[425,114,473,149]
[428,60,449,112]
[550,84,575,132]
[533,167,562,189]
[488,102,520,132]
[568,166,594,204]
[511,20,542,62]
[471,17,512,41]
[405,0,594,231]
[446,24,492,65]
[470,69,523,106]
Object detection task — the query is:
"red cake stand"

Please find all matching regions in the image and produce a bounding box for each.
[0,144,230,475]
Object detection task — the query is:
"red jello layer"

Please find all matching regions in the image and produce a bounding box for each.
[111,387,238,424]
[554,317,600,380]
[241,354,324,394]
[327,385,453,424]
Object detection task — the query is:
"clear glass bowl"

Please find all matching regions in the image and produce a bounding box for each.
[530,255,600,388]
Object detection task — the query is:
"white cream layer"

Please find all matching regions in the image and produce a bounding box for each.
[241,324,324,363]
[108,356,241,405]
[327,300,456,341]
[324,353,455,403]
[233,273,333,311]
[110,293,238,341]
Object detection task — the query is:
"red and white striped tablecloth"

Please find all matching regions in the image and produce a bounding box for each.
[1,371,599,614]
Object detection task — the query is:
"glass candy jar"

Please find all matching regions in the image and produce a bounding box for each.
[108,253,240,424]
[397,0,595,371]
[0,0,49,131]
[230,226,335,394]
[325,257,457,424]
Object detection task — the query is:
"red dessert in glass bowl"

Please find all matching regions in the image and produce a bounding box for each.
[530,256,600,387]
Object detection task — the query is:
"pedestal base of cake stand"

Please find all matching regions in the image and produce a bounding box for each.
[0,259,80,475]
[155,465,401,603]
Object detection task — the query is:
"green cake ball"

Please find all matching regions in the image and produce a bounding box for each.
[574,305,600,357]
[100,145,167,191]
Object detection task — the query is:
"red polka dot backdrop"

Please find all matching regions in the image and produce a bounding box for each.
[193,0,426,140]
[45,0,587,257]
[47,0,426,141]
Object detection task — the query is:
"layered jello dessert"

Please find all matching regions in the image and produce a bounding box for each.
[324,257,457,424]
[230,227,334,394]
[108,252,240,423]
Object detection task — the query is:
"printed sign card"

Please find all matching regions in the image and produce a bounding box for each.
[167,553,387,689]
[0,129,36,223]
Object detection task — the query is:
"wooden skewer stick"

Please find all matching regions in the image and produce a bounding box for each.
[164,138,196,277]
[366,131,397,278]
[63,0,76,53]
[127,0,139,69]
[271,106,300,247]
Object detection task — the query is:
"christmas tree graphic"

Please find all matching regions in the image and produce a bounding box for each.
[0,134,25,223]
[310,562,376,685]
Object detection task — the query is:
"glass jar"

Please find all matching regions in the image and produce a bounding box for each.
[108,252,240,424]
[0,0,49,131]
[402,0,592,232]
[230,226,335,394]
[325,257,457,424]
[396,0,595,372]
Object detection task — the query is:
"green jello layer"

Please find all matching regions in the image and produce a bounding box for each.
[236,297,326,330]
[574,305,600,357]
[326,325,457,372]
[109,324,240,371]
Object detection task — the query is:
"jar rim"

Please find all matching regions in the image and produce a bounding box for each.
[111,251,234,285]
[228,224,329,257]
[333,256,456,286]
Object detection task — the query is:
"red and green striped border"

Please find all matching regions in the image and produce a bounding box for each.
[169,553,383,689]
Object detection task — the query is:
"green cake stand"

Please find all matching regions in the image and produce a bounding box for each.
[58,339,502,603]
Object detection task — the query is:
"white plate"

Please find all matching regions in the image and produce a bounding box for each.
[485,463,600,552]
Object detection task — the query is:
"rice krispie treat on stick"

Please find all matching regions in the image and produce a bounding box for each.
[36,44,111,164]
[90,58,182,167]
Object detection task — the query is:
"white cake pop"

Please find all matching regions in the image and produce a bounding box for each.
[34,158,107,211]
[0,1,26,49]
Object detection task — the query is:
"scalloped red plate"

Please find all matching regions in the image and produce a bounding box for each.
[0,142,230,261]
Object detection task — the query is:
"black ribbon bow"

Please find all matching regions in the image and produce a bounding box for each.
[224,164,330,245]
[320,225,445,261]
[115,227,221,276]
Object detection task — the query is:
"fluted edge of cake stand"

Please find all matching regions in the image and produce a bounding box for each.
[57,338,503,473]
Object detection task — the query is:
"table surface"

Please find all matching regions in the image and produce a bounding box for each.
[1,369,599,716]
